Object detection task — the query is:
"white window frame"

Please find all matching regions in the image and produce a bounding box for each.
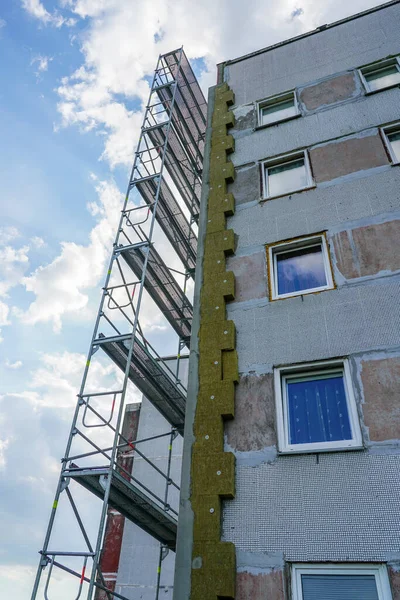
[358,57,400,93]
[292,563,392,600]
[274,359,363,454]
[268,234,334,300]
[381,122,400,165]
[257,90,300,127]
[262,150,314,200]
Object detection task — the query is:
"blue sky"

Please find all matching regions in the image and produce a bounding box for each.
[0,0,385,597]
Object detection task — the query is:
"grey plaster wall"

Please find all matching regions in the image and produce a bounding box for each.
[221,1,400,577]
[225,2,400,105]
[223,452,400,561]
[228,165,400,244]
[228,277,400,373]
[230,90,400,168]
[115,396,183,600]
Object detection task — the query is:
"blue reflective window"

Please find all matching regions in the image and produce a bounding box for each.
[276,244,327,296]
[286,372,352,445]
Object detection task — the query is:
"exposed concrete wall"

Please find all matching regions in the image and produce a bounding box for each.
[217,2,400,593]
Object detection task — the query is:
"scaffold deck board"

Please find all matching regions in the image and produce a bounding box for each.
[136,175,197,274]
[99,334,186,432]
[67,465,177,550]
[121,244,192,345]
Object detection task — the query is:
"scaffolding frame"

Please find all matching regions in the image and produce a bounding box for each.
[31,47,207,600]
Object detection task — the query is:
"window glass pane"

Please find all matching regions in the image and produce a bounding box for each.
[286,372,352,444]
[388,131,400,162]
[261,98,296,125]
[268,158,307,196]
[301,574,379,600]
[276,244,326,295]
[364,65,400,91]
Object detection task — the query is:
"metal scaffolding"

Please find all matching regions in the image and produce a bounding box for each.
[31,47,207,600]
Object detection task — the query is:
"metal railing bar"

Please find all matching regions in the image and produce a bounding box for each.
[48,560,132,600]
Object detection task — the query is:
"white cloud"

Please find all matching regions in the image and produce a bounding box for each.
[0,226,19,246]
[0,19,6,29]
[20,177,122,332]
[5,360,23,369]
[0,437,10,469]
[30,236,46,248]
[31,55,52,77]
[0,244,30,297]
[21,0,76,27]
[0,301,10,327]
[56,0,383,170]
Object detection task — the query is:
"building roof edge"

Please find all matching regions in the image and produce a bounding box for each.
[220,0,400,68]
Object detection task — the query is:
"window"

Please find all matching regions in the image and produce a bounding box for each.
[263,151,313,199]
[274,359,362,453]
[292,564,392,600]
[382,124,400,164]
[258,91,299,126]
[268,234,333,300]
[359,58,400,93]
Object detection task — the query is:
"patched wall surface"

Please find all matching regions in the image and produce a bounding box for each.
[299,72,358,111]
[332,219,400,279]
[309,133,389,183]
[225,373,276,452]
[389,568,400,600]
[226,251,267,303]
[236,570,285,600]
[228,163,260,206]
[361,356,400,442]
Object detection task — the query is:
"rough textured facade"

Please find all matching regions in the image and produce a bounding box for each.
[174,2,400,599]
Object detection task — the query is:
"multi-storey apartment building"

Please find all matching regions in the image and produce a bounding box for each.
[175,2,400,599]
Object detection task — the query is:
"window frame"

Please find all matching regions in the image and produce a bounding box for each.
[381,122,400,165]
[274,359,363,454]
[268,233,334,300]
[257,90,300,128]
[262,150,314,200]
[291,563,392,600]
[358,57,400,94]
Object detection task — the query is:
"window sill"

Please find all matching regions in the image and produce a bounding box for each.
[270,284,334,302]
[364,83,400,95]
[260,184,316,203]
[254,112,301,131]
[278,444,364,455]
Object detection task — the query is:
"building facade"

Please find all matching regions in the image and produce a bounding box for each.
[175,2,400,599]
